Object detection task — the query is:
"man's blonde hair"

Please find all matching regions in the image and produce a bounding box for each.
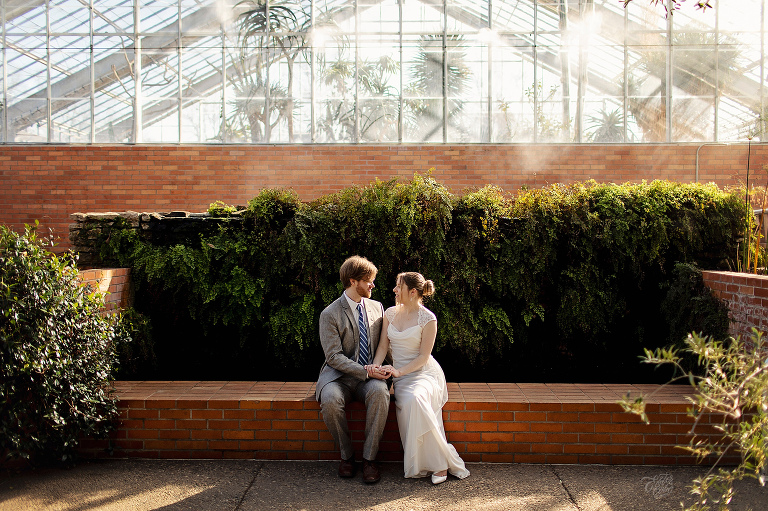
[340,256,377,288]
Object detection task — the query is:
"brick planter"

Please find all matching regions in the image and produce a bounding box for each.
[77,268,132,311]
[702,270,768,348]
[77,381,737,466]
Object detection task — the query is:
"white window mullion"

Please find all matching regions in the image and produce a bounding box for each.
[46,0,52,141]
[90,0,95,143]
[134,1,142,143]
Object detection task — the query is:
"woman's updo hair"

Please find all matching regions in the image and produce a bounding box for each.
[398,272,436,298]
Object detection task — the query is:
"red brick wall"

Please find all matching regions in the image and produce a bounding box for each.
[78,381,736,466]
[77,268,132,311]
[1,143,762,251]
[702,270,768,347]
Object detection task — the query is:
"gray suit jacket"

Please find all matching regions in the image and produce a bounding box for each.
[315,293,390,400]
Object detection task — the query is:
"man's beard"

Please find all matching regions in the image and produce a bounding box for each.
[357,282,372,298]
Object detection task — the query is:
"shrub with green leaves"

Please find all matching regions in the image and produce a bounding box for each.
[0,223,125,465]
[93,177,746,382]
[620,330,767,510]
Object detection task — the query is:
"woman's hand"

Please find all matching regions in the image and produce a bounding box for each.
[380,365,401,378]
[365,364,390,379]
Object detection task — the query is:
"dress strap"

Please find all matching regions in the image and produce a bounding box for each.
[417,306,437,327]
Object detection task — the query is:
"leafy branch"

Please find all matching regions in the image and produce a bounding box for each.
[619,330,768,510]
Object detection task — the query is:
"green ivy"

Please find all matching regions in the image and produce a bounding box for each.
[91,177,746,382]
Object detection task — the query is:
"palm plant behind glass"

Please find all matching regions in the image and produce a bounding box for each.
[585,108,626,142]
[404,35,471,142]
[229,0,310,142]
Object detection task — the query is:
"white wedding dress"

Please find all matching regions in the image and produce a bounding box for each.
[386,305,470,480]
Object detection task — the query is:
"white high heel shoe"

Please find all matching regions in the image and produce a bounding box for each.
[431,472,448,485]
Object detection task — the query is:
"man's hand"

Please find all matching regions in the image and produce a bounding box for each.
[364,364,391,380]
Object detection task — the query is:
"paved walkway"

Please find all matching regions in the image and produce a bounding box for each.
[1,459,766,510]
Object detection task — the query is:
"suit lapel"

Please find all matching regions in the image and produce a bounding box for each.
[340,293,359,341]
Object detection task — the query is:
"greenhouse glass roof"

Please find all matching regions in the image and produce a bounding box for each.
[1,0,765,143]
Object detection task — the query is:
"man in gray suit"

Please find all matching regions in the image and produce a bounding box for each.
[316,255,392,484]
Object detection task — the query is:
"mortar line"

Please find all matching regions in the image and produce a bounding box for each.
[549,464,581,511]
[234,460,264,511]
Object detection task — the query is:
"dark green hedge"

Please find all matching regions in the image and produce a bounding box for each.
[96,177,742,382]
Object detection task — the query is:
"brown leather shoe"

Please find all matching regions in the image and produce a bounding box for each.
[362,459,381,484]
[338,457,356,478]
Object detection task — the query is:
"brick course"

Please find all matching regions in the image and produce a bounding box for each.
[702,270,768,348]
[1,143,761,251]
[77,381,738,465]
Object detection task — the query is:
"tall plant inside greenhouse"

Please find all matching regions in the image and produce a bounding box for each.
[234,0,311,142]
[404,34,472,142]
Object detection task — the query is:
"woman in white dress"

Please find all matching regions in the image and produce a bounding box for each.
[365,272,470,485]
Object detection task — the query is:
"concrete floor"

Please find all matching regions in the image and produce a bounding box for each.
[1,459,767,511]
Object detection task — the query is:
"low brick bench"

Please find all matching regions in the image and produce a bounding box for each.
[78,381,734,465]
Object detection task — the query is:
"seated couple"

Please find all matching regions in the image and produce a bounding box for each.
[316,255,470,485]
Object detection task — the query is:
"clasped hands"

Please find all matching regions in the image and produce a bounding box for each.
[365,364,401,379]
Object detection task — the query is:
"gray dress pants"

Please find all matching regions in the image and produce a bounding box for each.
[319,376,390,461]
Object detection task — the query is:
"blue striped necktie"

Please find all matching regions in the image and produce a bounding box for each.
[357,302,370,366]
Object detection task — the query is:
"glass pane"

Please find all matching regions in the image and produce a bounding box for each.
[672,95,714,142]
[270,100,311,143]
[314,99,355,142]
[50,0,89,34]
[404,98,442,142]
[12,99,47,142]
[316,0,355,32]
[5,0,45,34]
[143,51,179,99]
[401,0,442,34]
[93,0,135,34]
[225,94,267,143]
[359,0,399,33]
[181,47,223,99]
[6,43,47,101]
[95,94,134,143]
[627,47,667,142]
[491,44,528,115]
[624,0,668,30]
[142,98,180,142]
[279,0,312,29]
[583,98,628,143]
[719,0,762,32]
[446,0,489,34]
[359,99,399,142]
[403,34,443,142]
[314,41,355,142]
[358,35,400,99]
[492,99,530,142]
[448,100,488,142]
[50,45,90,88]
[267,57,310,143]
[93,37,135,103]
[51,98,91,143]
[458,38,486,102]
[140,0,180,35]
[181,0,221,36]
[494,0,534,33]
[181,100,224,143]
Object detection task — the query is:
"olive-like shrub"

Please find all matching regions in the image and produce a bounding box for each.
[1,223,125,465]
